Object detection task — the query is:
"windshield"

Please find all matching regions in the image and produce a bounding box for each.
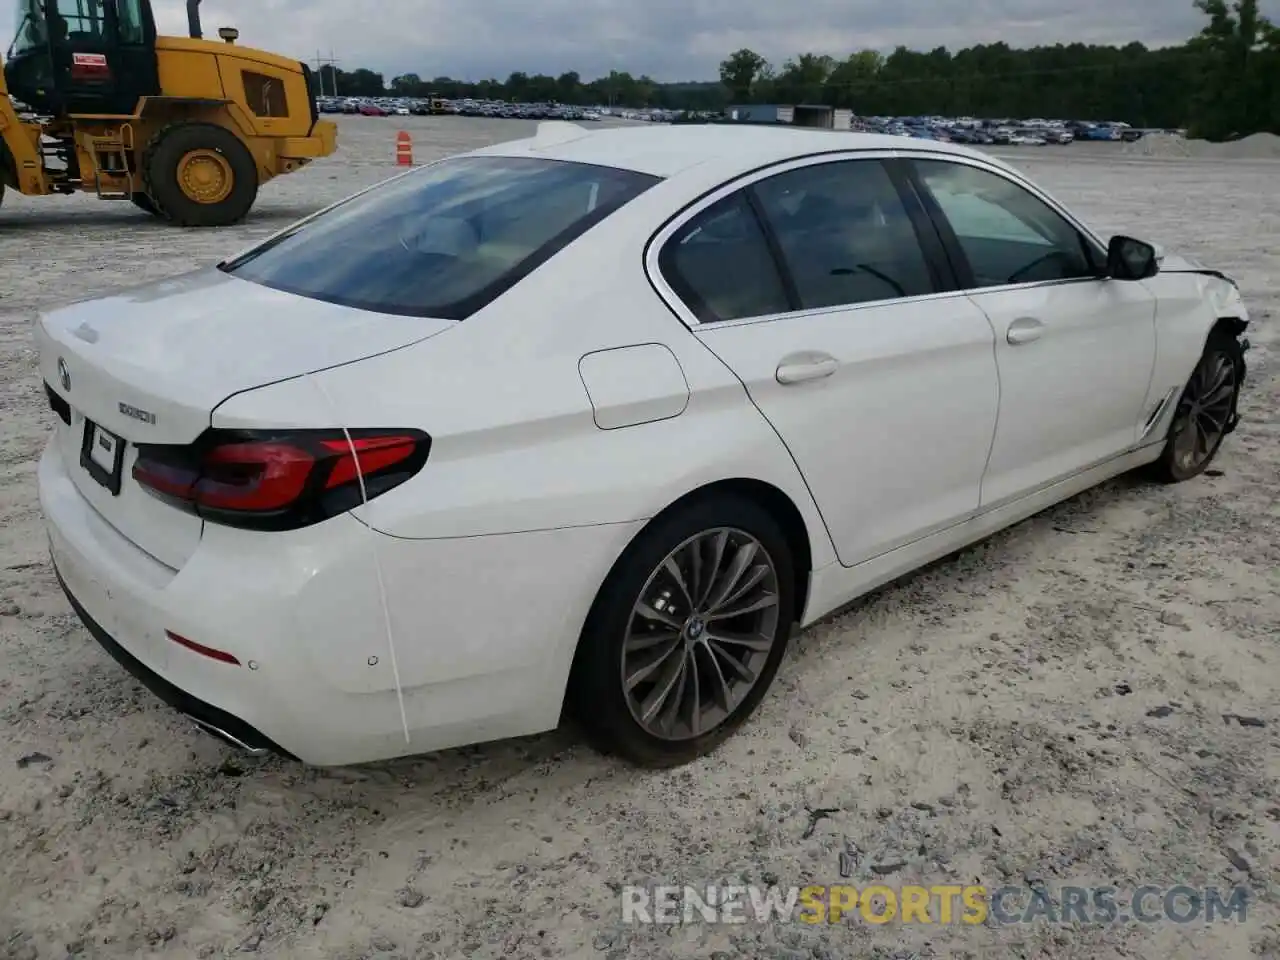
[8,0,46,58]
[222,156,660,320]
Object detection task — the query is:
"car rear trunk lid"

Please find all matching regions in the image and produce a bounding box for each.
[38,268,453,569]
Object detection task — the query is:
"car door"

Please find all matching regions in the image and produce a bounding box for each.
[906,156,1158,508]
[650,154,1000,567]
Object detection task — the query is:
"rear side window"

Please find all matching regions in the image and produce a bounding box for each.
[659,191,790,323]
[751,159,936,309]
[222,156,659,319]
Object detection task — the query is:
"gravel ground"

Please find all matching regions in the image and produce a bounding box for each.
[1,117,1277,960]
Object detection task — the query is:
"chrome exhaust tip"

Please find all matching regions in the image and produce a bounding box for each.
[190,717,269,756]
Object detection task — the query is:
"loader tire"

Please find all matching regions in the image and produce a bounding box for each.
[130,192,161,217]
[143,123,259,227]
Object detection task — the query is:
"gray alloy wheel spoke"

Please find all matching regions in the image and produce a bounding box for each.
[655,656,691,735]
[705,588,778,623]
[663,556,695,611]
[703,542,759,612]
[710,563,769,614]
[1188,418,1207,462]
[638,648,688,723]
[707,639,757,683]
[1172,351,1237,471]
[622,527,781,742]
[624,629,681,654]
[1191,364,1211,395]
[696,531,729,608]
[687,539,705,607]
[1204,357,1232,394]
[635,600,683,630]
[1201,385,1235,414]
[1197,409,1224,437]
[1202,366,1236,410]
[1173,411,1196,461]
[685,652,703,737]
[707,629,773,653]
[701,644,734,713]
[625,636,682,691]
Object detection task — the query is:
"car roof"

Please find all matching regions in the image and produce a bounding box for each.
[467,123,1011,181]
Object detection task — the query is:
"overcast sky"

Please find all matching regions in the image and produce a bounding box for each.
[5,0,1277,82]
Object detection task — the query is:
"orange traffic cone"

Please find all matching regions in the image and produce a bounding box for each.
[395,131,413,166]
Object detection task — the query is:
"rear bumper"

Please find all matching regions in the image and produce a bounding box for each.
[38,435,639,765]
[52,564,295,759]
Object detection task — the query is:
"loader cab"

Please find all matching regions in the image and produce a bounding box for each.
[5,0,160,117]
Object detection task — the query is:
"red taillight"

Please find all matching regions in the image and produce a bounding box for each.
[198,441,315,511]
[133,429,430,531]
[319,435,420,489]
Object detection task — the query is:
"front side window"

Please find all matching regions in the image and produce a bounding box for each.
[913,160,1098,288]
[751,159,936,310]
[659,191,790,323]
[222,156,659,319]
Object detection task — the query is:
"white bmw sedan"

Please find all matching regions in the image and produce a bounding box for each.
[37,124,1250,767]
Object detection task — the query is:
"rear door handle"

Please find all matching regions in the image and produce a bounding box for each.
[1006,317,1045,345]
[776,352,839,384]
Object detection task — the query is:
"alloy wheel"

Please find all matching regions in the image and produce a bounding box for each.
[1171,350,1237,474]
[621,528,781,741]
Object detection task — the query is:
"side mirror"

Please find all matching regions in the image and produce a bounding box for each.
[1107,235,1159,281]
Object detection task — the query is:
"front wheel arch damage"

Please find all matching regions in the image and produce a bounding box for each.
[1206,317,1249,435]
[1213,315,1248,339]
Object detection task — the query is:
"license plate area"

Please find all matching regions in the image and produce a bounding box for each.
[80,419,126,495]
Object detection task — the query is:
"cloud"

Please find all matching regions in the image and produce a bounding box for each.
[3,0,1276,82]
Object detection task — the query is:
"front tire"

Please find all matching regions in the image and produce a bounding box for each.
[142,122,259,227]
[1147,330,1243,483]
[568,495,796,767]
[130,192,161,217]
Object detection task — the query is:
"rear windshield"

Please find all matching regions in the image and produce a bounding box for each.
[221,156,660,320]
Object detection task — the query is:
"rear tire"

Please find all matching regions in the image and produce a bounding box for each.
[142,122,259,227]
[568,495,796,767]
[1146,329,1244,483]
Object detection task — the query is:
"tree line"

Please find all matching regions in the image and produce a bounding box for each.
[317,0,1278,140]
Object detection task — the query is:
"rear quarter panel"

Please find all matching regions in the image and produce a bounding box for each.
[209,192,836,568]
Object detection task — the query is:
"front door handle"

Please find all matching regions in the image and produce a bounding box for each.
[776,352,838,385]
[1006,317,1045,345]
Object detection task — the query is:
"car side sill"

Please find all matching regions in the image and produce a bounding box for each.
[800,441,1164,626]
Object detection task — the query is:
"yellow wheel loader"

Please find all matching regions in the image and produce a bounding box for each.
[0,0,337,226]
